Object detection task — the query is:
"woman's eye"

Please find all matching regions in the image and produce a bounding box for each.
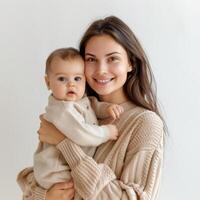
[74,76,82,81]
[85,57,96,62]
[108,56,118,62]
[58,77,67,82]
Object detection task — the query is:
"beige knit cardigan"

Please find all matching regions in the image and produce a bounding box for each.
[17,101,164,200]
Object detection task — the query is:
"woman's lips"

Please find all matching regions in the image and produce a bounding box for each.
[94,78,114,84]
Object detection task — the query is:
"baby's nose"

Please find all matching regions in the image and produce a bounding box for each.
[68,81,75,87]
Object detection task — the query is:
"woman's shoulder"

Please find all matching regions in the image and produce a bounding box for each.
[121,101,163,127]
[119,102,164,148]
[135,108,163,128]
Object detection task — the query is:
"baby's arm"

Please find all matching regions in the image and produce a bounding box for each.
[99,104,124,140]
[95,103,124,126]
[106,104,124,120]
[89,96,124,121]
[105,124,118,140]
[44,98,115,146]
[89,97,124,140]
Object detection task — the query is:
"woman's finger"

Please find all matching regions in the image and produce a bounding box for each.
[53,181,74,190]
[39,114,44,121]
[40,122,42,127]
[67,188,75,199]
[39,114,47,122]
[40,118,50,128]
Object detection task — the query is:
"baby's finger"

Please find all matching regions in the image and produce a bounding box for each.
[113,132,118,140]
[116,105,124,114]
[110,109,117,119]
[113,107,120,119]
[120,106,124,113]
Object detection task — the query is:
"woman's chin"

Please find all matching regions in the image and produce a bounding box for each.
[93,87,112,96]
[91,81,113,94]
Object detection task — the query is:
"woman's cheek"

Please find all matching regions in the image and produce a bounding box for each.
[85,65,94,78]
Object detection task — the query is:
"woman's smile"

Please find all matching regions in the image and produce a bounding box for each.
[93,76,114,84]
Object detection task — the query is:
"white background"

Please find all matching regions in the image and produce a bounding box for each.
[0,0,199,199]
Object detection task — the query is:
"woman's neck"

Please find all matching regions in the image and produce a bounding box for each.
[99,90,129,104]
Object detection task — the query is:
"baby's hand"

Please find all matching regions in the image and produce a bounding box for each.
[106,124,118,140]
[107,104,124,120]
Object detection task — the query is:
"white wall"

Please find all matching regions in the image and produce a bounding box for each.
[0,0,199,199]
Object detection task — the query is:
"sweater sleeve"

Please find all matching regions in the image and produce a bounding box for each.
[44,100,110,146]
[17,167,47,200]
[56,112,164,200]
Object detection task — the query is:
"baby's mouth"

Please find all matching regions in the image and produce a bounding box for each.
[67,91,76,95]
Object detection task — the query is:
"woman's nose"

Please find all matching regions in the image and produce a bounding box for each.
[97,61,107,74]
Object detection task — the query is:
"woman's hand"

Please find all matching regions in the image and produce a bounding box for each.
[46,181,74,200]
[38,115,66,145]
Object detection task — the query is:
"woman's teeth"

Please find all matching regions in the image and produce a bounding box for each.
[96,79,112,83]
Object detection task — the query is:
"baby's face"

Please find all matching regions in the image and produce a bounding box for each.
[46,56,85,101]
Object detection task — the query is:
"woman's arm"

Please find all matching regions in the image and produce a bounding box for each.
[39,112,164,200]
[17,167,74,200]
[17,167,47,200]
[57,140,163,199]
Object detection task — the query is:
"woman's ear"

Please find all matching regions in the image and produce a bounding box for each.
[44,75,50,90]
[128,65,132,72]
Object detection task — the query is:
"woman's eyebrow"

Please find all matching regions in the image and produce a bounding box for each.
[105,52,121,57]
[85,53,96,57]
[85,52,121,57]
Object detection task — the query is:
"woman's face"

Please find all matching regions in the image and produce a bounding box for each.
[85,34,132,103]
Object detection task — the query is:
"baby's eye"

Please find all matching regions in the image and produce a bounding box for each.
[57,77,67,82]
[85,57,96,62]
[74,76,82,81]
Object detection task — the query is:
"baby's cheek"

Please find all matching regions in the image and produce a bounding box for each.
[53,85,66,98]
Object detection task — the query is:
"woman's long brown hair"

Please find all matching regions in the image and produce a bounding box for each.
[79,16,168,135]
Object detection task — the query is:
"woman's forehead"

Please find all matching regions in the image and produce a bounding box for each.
[85,35,126,56]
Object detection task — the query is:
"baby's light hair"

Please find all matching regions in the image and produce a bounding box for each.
[45,47,82,75]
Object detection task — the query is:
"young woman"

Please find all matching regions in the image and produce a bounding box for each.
[17,16,165,200]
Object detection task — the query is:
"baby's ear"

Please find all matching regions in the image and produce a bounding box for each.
[44,75,50,90]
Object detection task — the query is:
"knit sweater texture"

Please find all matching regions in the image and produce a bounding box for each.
[17,101,164,200]
[34,95,110,189]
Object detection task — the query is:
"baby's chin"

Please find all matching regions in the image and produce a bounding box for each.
[63,95,83,102]
[52,93,84,102]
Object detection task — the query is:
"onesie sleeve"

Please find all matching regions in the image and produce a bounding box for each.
[44,98,110,146]
[17,167,47,200]
[56,112,164,199]
[89,96,112,119]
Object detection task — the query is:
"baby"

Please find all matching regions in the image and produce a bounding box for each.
[34,48,124,189]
